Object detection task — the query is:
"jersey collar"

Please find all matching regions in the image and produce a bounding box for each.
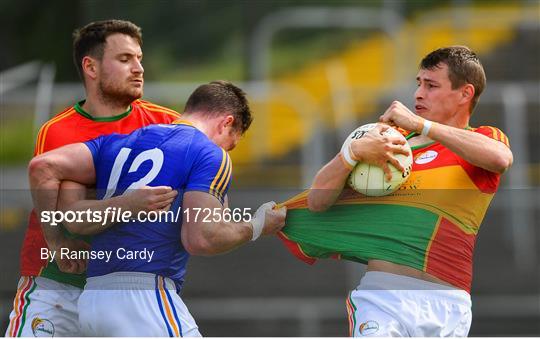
[74,100,133,122]
[172,119,195,127]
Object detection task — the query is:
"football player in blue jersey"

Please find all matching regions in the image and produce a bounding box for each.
[28,80,287,336]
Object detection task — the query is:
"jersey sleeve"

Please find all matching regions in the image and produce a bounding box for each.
[34,119,67,155]
[185,145,232,205]
[474,126,510,148]
[83,136,107,168]
[457,126,509,193]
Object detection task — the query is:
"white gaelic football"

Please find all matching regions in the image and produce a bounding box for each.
[345,123,413,196]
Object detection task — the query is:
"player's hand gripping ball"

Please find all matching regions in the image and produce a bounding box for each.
[345,123,413,196]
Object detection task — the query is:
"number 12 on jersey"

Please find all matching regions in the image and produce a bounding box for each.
[103,147,164,199]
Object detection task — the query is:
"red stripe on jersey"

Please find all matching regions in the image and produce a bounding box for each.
[425,218,476,292]
[277,232,317,265]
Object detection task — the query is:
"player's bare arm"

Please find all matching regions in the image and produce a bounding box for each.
[58,181,178,235]
[181,191,286,256]
[308,124,409,212]
[380,100,513,173]
[29,144,96,213]
[29,143,96,273]
[30,143,178,235]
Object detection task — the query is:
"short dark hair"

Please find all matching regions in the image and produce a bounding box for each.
[184,81,253,134]
[420,46,486,112]
[72,20,142,78]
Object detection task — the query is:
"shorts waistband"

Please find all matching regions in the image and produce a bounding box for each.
[85,272,176,291]
[357,271,471,306]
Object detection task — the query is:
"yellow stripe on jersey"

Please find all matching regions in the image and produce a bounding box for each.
[172,119,194,126]
[480,126,510,147]
[220,159,233,197]
[493,127,510,147]
[423,216,443,270]
[500,130,510,147]
[138,100,179,115]
[209,149,227,198]
[481,126,496,140]
[137,101,180,118]
[214,154,232,200]
[492,126,501,141]
[488,126,501,142]
[139,105,180,118]
[36,108,76,155]
[35,107,74,154]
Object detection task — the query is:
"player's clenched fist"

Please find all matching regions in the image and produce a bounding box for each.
[52,236,91,274]
[348,124,409,180]
[379,101,423,133]
[250,201,287,240]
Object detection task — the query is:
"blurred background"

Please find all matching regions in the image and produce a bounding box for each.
[1,0,539,336]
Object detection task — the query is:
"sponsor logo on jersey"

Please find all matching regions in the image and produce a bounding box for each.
[415,150,438,164]
[359,320,379,335]
[31,317,54,337]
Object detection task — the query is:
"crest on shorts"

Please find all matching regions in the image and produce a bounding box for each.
[358,320,379,336]
[31,317,55,337]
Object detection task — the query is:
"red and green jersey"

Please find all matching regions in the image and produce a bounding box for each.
[20,99,180,288]
[279,126,510,292]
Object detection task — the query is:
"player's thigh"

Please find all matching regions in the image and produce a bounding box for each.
[416,300,472,337]
[79,288,200,337]
[78,289,140,336]
[347,290,407,337]
[5,277,82,337]
[450,306,472,337]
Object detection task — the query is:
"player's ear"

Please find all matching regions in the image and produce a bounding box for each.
[460,84,475,105]
[223,115,235,128]
[82,56,98,80]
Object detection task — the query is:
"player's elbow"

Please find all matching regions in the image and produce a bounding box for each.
[492,149,514,174]
[307,191,331,212]
[28,155,55,188]
[308,200,329,213]
[182,233,219,256]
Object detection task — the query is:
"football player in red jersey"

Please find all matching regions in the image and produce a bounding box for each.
[287,46,512,336]
[6,20,182,337]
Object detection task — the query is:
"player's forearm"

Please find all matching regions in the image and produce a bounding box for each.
[59,196,130,235]
[28,156,64,249]
[429,122,513,173]
[182,220,252,256]
[308,154,351,212]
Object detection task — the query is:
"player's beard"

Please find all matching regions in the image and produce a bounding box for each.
[98,75,143,109]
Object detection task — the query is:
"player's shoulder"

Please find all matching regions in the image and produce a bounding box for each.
[134,99,181,118]
[183,127,227,161]
[34,105,80,154]
[469,125,510,147]
[40,105,79,129]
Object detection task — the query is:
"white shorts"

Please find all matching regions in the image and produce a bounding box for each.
[5,276,83,337]
[79,272,201,337]
[346,271,472,337]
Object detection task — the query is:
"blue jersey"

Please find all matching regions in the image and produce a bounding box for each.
[83,121,232,289]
